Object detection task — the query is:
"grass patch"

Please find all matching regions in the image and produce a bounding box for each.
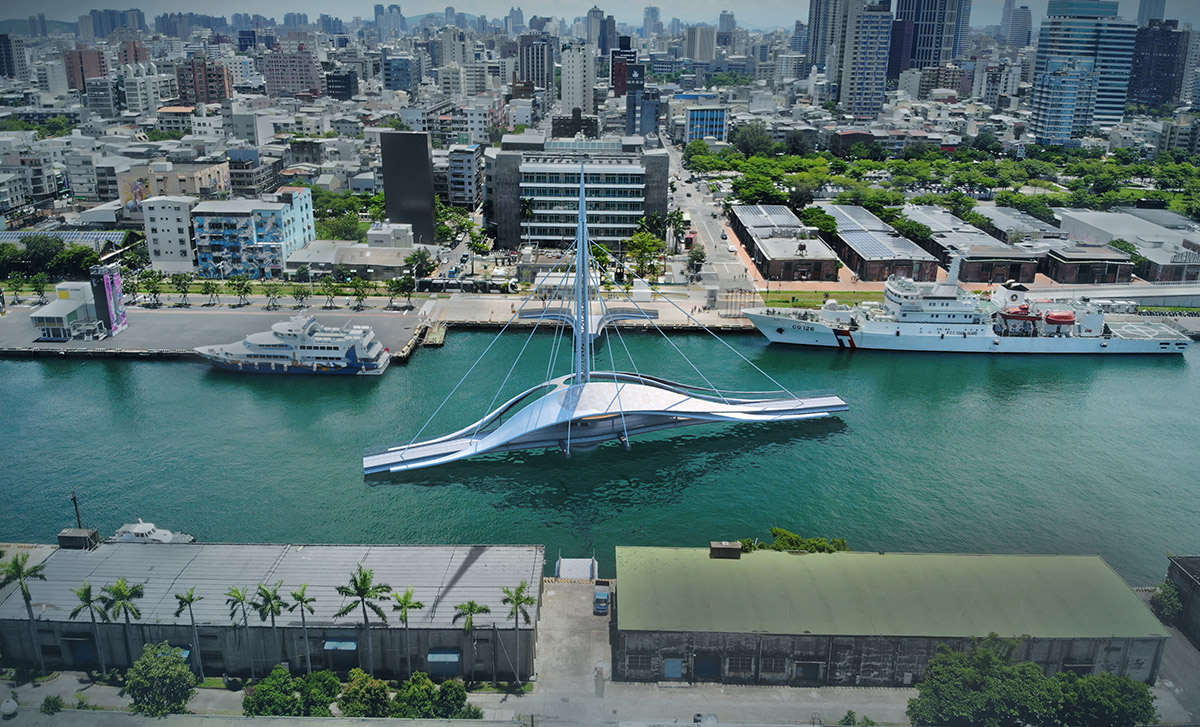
[761,291,885,308]
[2,668,60,685]
[198,676,252,690]
[466,681,534,694]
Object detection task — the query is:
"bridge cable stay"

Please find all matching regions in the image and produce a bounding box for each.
[398,245,575,455]
[589,253,631,448]
[605,251,798,400]
[472,246,578,440]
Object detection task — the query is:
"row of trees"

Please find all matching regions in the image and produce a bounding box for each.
[119,270,422,311]
[907,638,1158,727]
[4,552,535,688]
[0,235,101,281]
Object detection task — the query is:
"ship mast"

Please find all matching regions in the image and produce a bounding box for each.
[573,165,592,385]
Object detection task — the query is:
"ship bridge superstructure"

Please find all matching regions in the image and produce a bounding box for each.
[363,173,848,477]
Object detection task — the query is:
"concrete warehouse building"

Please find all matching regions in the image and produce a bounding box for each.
[613,547,1167,686]
[0,543,543,680]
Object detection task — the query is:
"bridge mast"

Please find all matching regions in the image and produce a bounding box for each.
[573,165,592,385]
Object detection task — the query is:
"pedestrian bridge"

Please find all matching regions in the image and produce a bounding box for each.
[517,306,658,339]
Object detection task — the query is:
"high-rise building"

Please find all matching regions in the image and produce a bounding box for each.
[0,35,28,81]
[1031,57,1097,144]
[600,15,617,55]
[1128,19,1191,108]
[888,19,916,79]
[518,33,556,100]
[828,0,894,120]
[718,11,736,33]
[624,65,659,135]
[953,0,972,57]
[1033,0,1136,133]
[1137,0,1165,27]
[807,0,837,69]
[63,47,108,91]
[1008,6,1033,46]
[790,20,808,53]
[382,53,421,94]
[586,6,605,45]
[263,52,322,97]
[176,59,233,105]
[685,26,717,62]
[381,131,435,247]
[376,5,406,40]
[561,43,595,114]
[895,0,964,69]
[27,14,47,38]
[643,7,660,38]
[283,13,309,28]
[1000,0,1015,41]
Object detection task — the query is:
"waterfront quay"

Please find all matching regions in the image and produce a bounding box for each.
[0,303,421,359]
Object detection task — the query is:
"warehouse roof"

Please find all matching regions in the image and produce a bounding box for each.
[615,548,1167,640]
[0,543,543,632]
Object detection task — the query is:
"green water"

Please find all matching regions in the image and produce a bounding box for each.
[2,330,1197,584]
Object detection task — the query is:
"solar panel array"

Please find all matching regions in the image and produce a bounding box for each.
[817,204,936,261]
[0,230,128,250]
[731,204,799,231]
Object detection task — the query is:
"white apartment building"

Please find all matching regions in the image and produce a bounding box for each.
[143,195,199,273]
[561,43,596,115]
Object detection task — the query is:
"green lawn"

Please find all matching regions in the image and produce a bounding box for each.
[760,291,886,308]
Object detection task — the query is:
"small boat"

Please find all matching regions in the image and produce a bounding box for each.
[194,314,391,375]
[108,519,196,544]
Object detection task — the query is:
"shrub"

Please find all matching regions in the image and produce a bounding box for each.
[125,641,198,717]
[1151,580,1182,624]
[40,695,64,714]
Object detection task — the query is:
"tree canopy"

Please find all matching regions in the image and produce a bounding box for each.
[907,640,1158,727]
[125,642,198,718]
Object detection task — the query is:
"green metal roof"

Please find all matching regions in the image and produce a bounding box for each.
[614,548,1168,640]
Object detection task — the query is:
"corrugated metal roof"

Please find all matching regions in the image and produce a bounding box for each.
[0,543,543,632]
[616,547,1167,640]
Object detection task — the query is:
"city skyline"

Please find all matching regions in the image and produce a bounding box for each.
[12,0,1200,33]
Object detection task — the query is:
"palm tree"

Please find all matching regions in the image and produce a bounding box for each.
[334,565,391,673]
[173,587,205,681]
[391,587,424,678]
[226,586,257,679]
[70,581,110,678]
[288,585,316,675]
[501,581,536,686]
[252,582,288,668]
[519,196,535,249]
[453,601,491,685]
[99,577,144,667]
[2,554,47,673]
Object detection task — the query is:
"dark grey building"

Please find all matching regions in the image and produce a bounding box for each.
[1168,556,1200,647]
[615,547,1167,687]
[1128,19,1191,108]
[381,130,436,247]
[0,543,543,680]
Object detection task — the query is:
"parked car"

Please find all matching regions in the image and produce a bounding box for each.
[720,232,727,240]
[448,266,459,278]
[593,586,610,615]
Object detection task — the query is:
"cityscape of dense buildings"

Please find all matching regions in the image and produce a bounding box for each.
[3,0,1200,720]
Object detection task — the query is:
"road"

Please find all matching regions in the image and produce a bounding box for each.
[665,144,752,293]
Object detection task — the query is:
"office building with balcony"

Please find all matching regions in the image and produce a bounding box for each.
[486,135,668,250]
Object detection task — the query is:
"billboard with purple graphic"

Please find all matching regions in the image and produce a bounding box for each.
[89,264,128,336]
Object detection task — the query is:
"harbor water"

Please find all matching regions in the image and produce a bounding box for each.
[2,329,1197,585]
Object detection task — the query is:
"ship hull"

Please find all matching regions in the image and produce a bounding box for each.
[745,312,1190,354]
[197,355,390,375]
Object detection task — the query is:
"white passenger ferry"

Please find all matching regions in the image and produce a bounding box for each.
[744,262,1191,355]
[195,314,391,374]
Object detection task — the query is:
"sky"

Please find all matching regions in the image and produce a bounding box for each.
[23,0,1200,33]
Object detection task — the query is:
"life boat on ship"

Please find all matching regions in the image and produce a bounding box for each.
[1045,311,1076,325]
